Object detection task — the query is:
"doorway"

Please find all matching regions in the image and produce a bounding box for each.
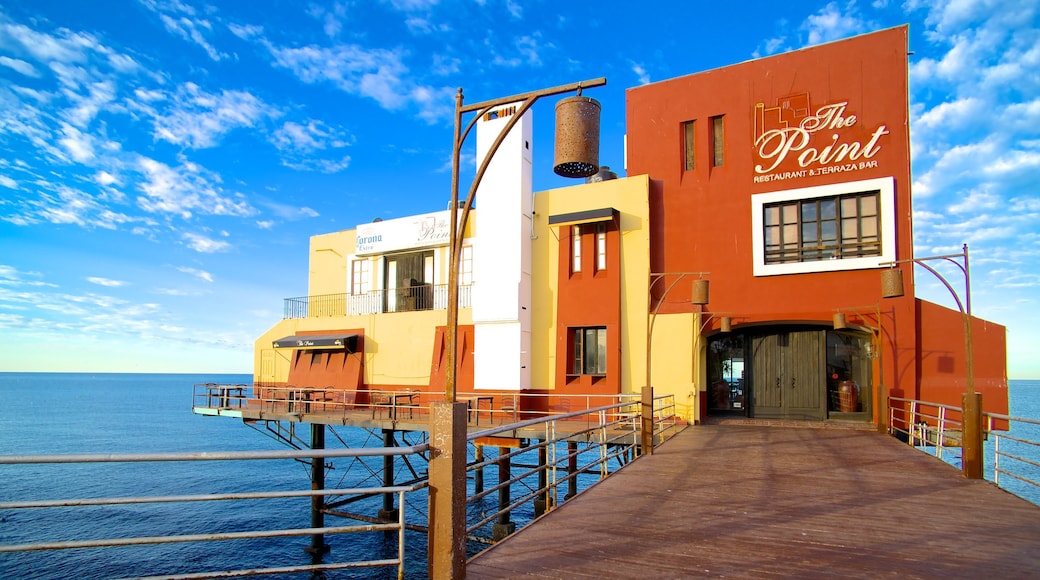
[385,250,434,312]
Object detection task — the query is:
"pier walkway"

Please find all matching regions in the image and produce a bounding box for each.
[467,425,1040,578]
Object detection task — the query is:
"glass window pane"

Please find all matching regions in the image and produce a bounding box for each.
[861,216,878,238]
[861,194,877,216]
[765,226,779,248]
[684,120,696,171]
[802,222,818,243]
[821,220,837,241]
[764,206,779,225]
[596,328,607,373]
[783,224,798,245]
[572,329,581,374]
[841,197,858,216]
[801,202,817,221]
[782,204,797,224]
[821,199,836,219]
[842,218,858,240]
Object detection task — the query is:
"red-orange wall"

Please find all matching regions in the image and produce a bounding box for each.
[626,26,920,412]
[916,300,1008,415]
[555,222,622,394]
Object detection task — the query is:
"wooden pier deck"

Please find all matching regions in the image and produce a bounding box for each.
[467,425,1040,578]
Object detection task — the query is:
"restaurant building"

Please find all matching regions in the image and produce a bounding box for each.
[254,25,1008,425]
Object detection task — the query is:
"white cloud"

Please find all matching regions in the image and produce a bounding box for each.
[0,55,40,77]
[141,0,226,61]
[0,175,17,189]
[153,83,276,149]
[87,277,126,287]
[182,232,231,253]
[177,266,214,282]
[630,61,650,85]
[135,156,256,218]
[57,123,96,162]
[802,2,867,45]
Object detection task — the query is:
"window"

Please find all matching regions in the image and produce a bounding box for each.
[350,259,371,295]
[460,245,473,285]
[710,115,725,167]
[571,327,607,375]
[764,190,880,264]
[682,120,696,171]
[595,223,606,271]
[751,177,895,277]
[571,225,582,273]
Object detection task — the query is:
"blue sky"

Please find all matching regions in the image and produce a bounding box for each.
[0,0,1037,378]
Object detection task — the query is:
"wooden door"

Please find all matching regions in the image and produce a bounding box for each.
[750,330,826,420]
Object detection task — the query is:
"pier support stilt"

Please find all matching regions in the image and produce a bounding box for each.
[565,441,578,501]
[378,429,399,521]
[474,444,485,494]
[492,446,515,541]
[306,423,330,560]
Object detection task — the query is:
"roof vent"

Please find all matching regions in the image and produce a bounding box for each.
[585,166,617,183]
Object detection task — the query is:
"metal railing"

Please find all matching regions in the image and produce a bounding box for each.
[0,446,429,579]
[889,396,1040,504]
[283,284,473,319]
[460,395,682,543]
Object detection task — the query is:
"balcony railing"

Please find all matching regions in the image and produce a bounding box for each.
[283,284,472,319]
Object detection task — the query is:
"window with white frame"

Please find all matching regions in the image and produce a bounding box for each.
[595,222,607,271]
[571,225,582,273]
[460,245,473,285]
[751,177,896,276]
[350,259,371,295]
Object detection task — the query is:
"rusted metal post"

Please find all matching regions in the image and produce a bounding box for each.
[492,447,515,541]
[428,402,467,579]
[307,423,329,560]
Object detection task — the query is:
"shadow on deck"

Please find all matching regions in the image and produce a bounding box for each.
[467,425,1040,578]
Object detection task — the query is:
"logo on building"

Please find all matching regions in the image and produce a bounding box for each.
[752,93,889,183]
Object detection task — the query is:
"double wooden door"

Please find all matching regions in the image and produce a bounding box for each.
[750,330,825,420]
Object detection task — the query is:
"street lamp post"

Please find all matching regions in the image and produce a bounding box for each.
[881,243,981,478]
[645,272,710,453]
[429,78,605,578]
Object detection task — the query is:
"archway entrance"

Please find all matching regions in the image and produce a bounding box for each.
[707,326,872,421]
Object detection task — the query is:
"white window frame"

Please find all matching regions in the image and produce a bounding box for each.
[595,222,607,272]
[350,258,371,295]
[571,225,582,273]
[751,176,896,277]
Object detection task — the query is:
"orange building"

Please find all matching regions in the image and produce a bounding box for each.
[253,25,1007,427]
[626,24,1007,423]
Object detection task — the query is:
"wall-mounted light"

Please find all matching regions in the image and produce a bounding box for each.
[692,278,710,305]
[833,312,848,330]
[721,316,732,333]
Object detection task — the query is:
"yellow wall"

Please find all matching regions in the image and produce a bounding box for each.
[531,175,651,394]
[253,221,475,387]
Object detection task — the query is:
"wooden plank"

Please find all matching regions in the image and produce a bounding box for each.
[468,425,1040,578]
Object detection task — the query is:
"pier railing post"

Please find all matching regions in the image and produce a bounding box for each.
[641,386,654,455]
[429,401,468,578]
[962,391,984,479]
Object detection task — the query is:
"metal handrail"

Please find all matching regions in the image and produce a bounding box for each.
[0,446,429,578]
[283,284,474,319]
[888,396,1040,504]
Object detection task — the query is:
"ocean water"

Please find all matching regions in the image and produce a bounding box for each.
[0,374,1037,579]
[0,373,435,579]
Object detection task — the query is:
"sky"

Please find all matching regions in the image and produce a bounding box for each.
[0,0,1037,378]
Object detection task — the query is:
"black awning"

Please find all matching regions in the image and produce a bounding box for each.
[272,333,358,351]
[547,207,618,228]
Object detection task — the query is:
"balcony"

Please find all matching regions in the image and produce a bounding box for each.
[283,283,472,319]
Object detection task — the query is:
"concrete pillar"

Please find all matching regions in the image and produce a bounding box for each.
[428,402,468,579]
